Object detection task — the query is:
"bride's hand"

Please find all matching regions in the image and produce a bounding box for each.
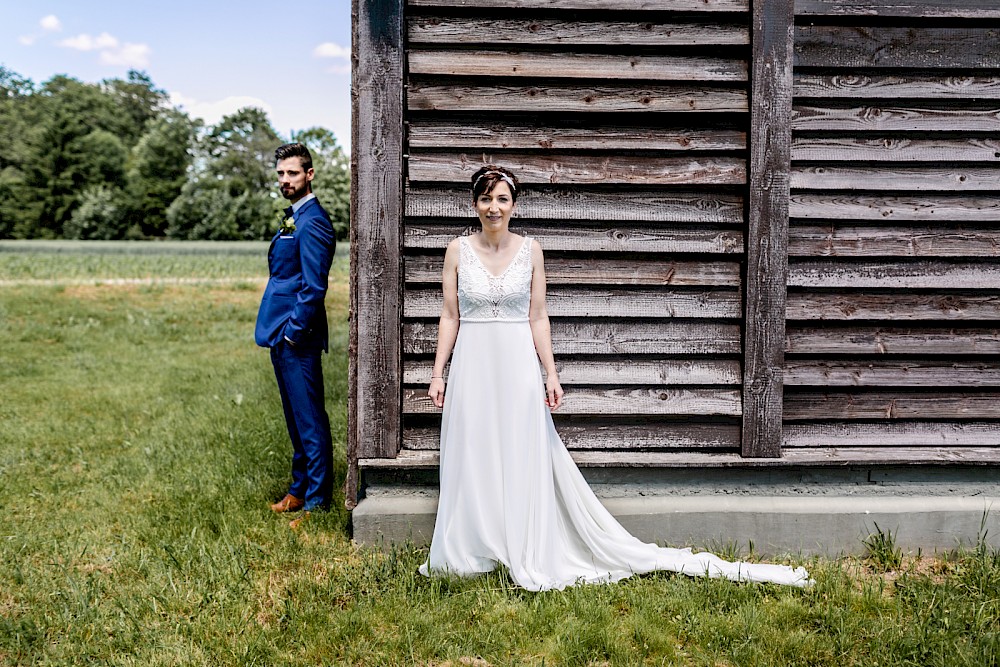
[545,375,563,411]
[428,377,446,408]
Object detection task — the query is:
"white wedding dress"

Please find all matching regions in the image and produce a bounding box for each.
[418,235,811,591]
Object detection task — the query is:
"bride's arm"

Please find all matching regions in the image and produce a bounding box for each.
[428,239,461,408]
[528,240,564,410]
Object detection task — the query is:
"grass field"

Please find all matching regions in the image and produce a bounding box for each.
[1,242,998,666]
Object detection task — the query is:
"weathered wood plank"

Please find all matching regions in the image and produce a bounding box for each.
[789,225,1000,258]
[785,361,1000,387]
[786,292,1000,321]
[404,287,742,318]
[408,121,747,151]
[789,261,1000,289]
[403,422,741,450]
[791,166,1000,192]
[405,224,744,256]
[791,137,1000,162]
[784,392,1000,420]
[403,358,742,386]
[409,0,749,10]
[792,105,1000,132]
[409,153,746,186]
[785,327,1000,355]
[784,422,1000,447]
[796,26,1000,69]
[353,0,404,460]
[405,320,742,354]
[743,0,793,459]
[789,194,1000,221]
[407,187,745,222]
[404,387,742,416]
[408,17,749,46]
[794,74,1000,100]
[796,0,1000,19]
[408,83,748,113]
[409,50,748,81]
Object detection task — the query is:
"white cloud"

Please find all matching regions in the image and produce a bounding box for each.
[18,35,36,46]
[313,42,349,60]
[58,32,150,68]
[169,91,273,127]
[40,14,62,32]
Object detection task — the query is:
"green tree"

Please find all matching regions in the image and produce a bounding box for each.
[64,184,127,240]
[293,126,350,240]
[0,66,39,238]
[102,70,168,145]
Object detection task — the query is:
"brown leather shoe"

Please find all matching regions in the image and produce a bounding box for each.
[289,511,310,530]
[270,494,304,513]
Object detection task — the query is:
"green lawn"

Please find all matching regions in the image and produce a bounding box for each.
[0,243,997,666]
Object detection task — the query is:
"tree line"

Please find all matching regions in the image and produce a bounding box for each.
[0,66,350,241]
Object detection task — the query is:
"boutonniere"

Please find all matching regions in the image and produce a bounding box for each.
[278,215,296,235]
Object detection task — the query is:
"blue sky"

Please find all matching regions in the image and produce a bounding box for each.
[0,0,353,151]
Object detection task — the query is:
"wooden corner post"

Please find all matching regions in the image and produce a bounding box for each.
[348,0,405,504]
[743,0,793,457]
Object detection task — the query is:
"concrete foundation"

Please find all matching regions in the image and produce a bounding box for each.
[353,466,1000,557]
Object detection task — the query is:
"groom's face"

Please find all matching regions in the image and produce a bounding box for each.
[276,156,314,202]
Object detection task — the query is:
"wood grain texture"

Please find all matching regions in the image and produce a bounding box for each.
[784,392,1000,420]
[406,187,745,222]
[409,50,748,81]
[794,74,1000,100]
[408,17,749,46]
[408,83,748,113]
[408,121,747,151]
[409,152,746,186]
[788,261,1000,289]
[791,165,1000,191]
[404,320,742,354]
[796,0,1000,19]
[791,136,1000,162]
[405,225,745,256]
[795,26,1000,69]
[785,327,1000,355]
[788,225,1000,258]
[789,194,1000,221]
[784,422,1000,447]
[405,286,742,319]
[792,105,1000,132]
[784,361,1000,387]
[408,0,749,10]
[743,0,793,458]
[786,292,1000,321]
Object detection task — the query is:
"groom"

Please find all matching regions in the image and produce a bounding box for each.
[255,142,336,527]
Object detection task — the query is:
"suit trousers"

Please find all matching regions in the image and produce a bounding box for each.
[270,342,332,510]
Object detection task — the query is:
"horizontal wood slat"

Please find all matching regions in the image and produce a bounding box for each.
[788,226,1000,258]
[405,320,742,354]
[796,0,1000,19]
[792,106,1000,132]
[785,327,1000,355]
[405,225,744,255]
[795,27,1000,70]
[405,255,741,285]
[408,18,749,46]
[784,422,1000,447]
[791,166,1000,191]
[409,0,749,10]
[785,361,1000,387]
[406,187,745,222]
[791,137,1000,162]
[409,153,746,185]
[405,287,741,318]
[787,292,1000,321]
[409,50,748,81]
[793,74,1000,100]
[789,261,1000,289]
[403,359,742,385]
[408,122,747,151]
[789,194,1000,221]
[408,83,748,113]
[404,387,742,415]
[785,392,1000,420]
[403,422,741,450]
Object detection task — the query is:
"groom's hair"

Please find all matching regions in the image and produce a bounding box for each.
[275,143,313,170]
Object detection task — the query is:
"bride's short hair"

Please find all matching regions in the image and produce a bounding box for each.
[471,165,520,202]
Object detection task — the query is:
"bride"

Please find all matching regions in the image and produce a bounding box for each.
[418,165,811,591]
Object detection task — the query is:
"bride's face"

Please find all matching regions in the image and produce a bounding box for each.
[474,182,515,232]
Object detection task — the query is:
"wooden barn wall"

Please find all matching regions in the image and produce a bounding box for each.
[785,0,1000,458]
[400,0,754,458]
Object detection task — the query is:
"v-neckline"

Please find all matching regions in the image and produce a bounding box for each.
[465,235,527,279]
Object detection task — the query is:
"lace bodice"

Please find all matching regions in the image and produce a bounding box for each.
[458,235,533,322]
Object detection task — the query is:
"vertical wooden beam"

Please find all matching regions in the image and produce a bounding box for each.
[743,0,793,457]
[350,0,405,485]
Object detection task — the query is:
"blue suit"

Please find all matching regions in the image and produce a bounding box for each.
[255,196,336,511]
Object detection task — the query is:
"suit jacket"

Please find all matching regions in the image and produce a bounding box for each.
[255,197,336,351]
